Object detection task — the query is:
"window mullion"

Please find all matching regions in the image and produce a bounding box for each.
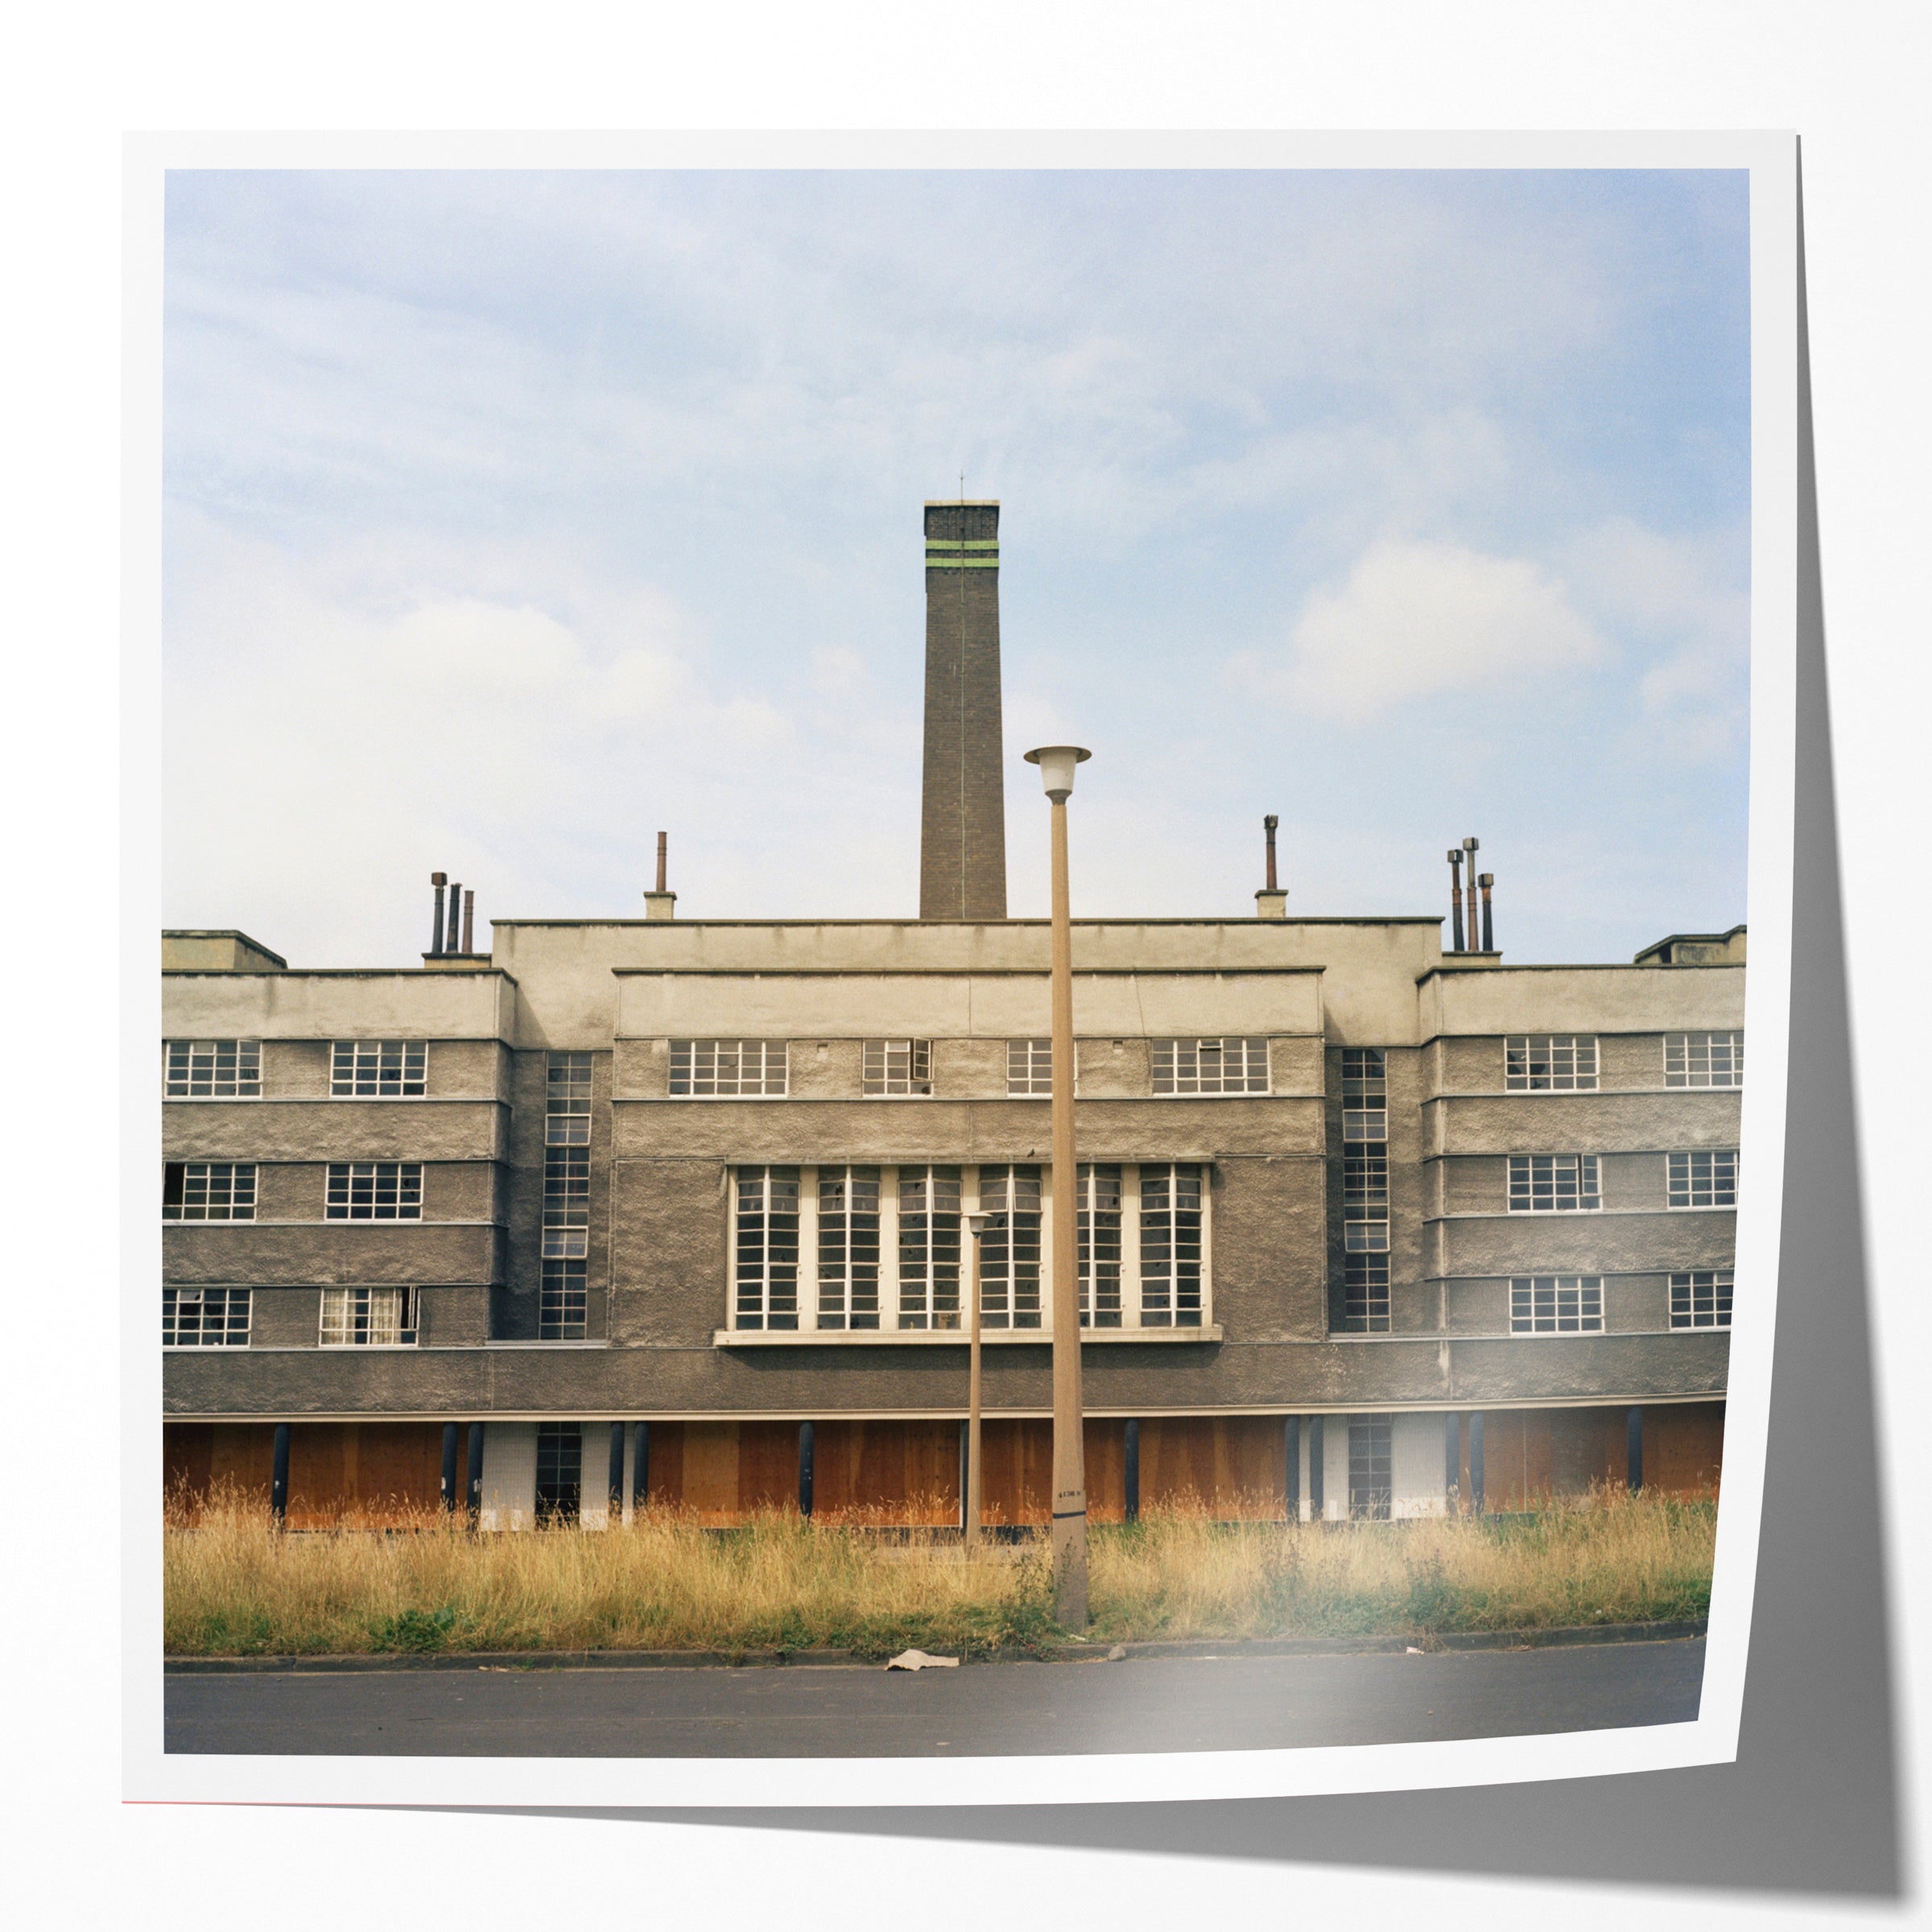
[799,1165,819,1333]
[1122,1163,1143,1329]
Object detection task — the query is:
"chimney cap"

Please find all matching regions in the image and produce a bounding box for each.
[1463,836,1480,853]
[1447,848,1463,865]
[431,871,447,885]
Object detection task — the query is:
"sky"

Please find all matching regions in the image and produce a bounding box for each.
[162,167,1751,968]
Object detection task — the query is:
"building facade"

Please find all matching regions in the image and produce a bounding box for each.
[161,505,1738,1527]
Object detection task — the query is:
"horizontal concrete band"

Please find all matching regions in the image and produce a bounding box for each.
[164,1394,1724,1422]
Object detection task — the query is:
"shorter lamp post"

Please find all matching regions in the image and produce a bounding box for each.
[964,1211,989,1555]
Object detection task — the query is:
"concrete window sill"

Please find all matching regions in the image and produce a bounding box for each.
[712,1325,1224,1348]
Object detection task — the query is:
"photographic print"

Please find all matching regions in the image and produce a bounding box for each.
[133,134,1796,1805]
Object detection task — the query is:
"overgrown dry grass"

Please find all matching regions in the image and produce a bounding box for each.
[163,1483,1715,1657]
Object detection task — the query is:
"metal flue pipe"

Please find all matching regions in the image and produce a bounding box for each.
[431,873,447,956]
[1479,873,1494,952]
[1264,814,1279,892]
[1447,849,1465,952]
[462,889,475,956]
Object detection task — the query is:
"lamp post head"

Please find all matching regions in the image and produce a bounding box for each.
[1023,745,1092,802]
[965,1212,989,1239]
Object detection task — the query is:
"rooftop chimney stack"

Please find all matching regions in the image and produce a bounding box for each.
[1478,872,1494,953]
[462,889,475,956]
[1462,838,1480,952]
[1256,814,1287,919]
[430,873,447,956]
[919,498,1008,919]
[446,881,462,956]
[644,831,677,920]
[1447,849,1465,952]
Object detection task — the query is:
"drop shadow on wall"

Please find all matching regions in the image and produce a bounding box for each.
[419,151,1904,1899]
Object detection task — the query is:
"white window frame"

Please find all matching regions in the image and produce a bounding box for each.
[815,1165,884,1330]
[1504,1034,1600,1092]
[734,1165,802,1330]
[862,1039,934,1097]
[163,1286,251,1346]
[1670,1268,1733,1330]
[1665,1030,1744,1088]
[1342,1252,1391,1332]
[724,1161,1212,1335]
[1341,1047,1387,1141]
[1507,1153,1602,1213]
[1151,1037,1270,1096]
[330,1039,427,1097]
[324,1162,423,1220]
[1348,1417,1393,1520]
[1668,1149,1739,1208]
[669,1039,788,1097]
[1006,1038,1052,1097]
[163,1162,257,1222]
[163,1038,261,1099]
[1509,1274,1605,1334]
[546,1051,592,1145]
[540,1257,588,1340]
[320,1286,419,1347]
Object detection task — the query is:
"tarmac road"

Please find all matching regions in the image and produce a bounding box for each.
[164,1637,1703,1757]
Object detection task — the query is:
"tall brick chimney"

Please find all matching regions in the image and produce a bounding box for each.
[919,499,1008,919]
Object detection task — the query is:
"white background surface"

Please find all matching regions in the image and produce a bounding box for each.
[9,2,1926,1923]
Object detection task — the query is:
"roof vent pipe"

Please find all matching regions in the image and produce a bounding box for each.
[1479,873,1494,953]
[446,882,463,956]
[1446,849,1465,952]
[1255,814,1287,919]
[431,873,447,956]
[1462,837,1480,948]
[462,889,475,956]
[645,832,678,920]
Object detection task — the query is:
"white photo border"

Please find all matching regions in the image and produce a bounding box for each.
[123,125,1798,1808]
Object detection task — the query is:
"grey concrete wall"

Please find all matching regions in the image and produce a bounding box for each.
[609,1096,1325,1165]
[1441,1212,1737,1276]
[163,969,514,1041]
[163,1224,500,1286]
[163,1101,505,1163]
[1430,1091,1743,1154]
[1421,964,1744,1038]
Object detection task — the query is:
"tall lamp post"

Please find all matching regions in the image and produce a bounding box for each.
[1024,742,1091,1628]
[964,1210,989,1555]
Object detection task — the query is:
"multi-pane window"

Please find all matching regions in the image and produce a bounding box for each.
[1343,1141,1389,1254]
[1669,1150,1739,1208]
[669,1039,787,1096]
[1151,1037,1269,1096]
[735,1166,800,1330]
[163,1162,256,1221]
[543,1146,589,1257]
[543,1051,593,1340]
[980,1165,1043,1327]
[727,1162,1215,1334]
[1006,1038,1052,1096]
[546,1051,592,1145]
[1508,1154,1602,1213]
[1343,1253,1391,1332]
[535,1422,582,1525]
[325,1162,423,1220]
[1139,1162,1203,1327]
[816,1166,881,1330]
[863,1039,933,1096]
[1510,1274,1605,1334]
[1505,1035,1599,1092]
[897,1166,961,1330]
[330,1040,427,1097]
[1076,1163,1123,1327]
[1671,1269,1734,1330]
[1342,1048,1387,1141]
[1666,1031,1744,1088]
[1348,1418,1393,1521]
[163,1039,260,1099]
[320,1287,418,1346]
[162,1286,250,1346]
[540,1259,586,1340]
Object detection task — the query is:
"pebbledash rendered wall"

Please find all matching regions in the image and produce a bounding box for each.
[162,913,1736,1524]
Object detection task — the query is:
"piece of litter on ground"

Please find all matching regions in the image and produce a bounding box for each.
[886,1649,960,1671]
[1107,1645,1128,1662]
[1406,1645,1425,1654]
